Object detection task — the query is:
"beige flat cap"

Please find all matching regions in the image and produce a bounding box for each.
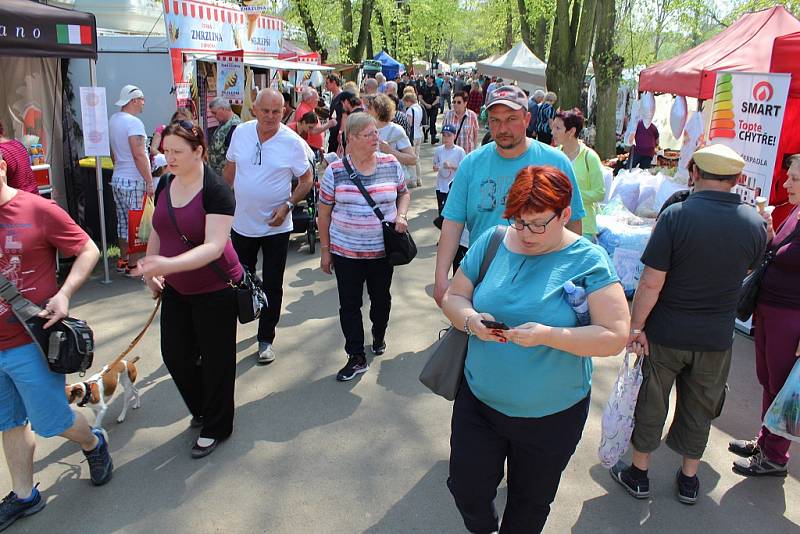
[692,144,745,175]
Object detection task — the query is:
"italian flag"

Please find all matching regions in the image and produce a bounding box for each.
[56,25,93,45]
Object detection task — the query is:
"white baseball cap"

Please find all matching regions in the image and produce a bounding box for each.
[115,85,144,106]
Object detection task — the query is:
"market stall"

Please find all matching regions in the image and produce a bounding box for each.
[373,51,403,80]
[0,0,112,281]
[477,42,547,90]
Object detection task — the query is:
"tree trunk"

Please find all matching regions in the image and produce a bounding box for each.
[397,0,413,68]
[504,2,514,51]
[295,0,328,62]
[517,0,533,51]
[534,17,548,60]
[352,0,376,63]
[340,0,354,63]
[375,8,387,53]
[592,0,624,159]
[545,0,596,109]
[367,32,374,59]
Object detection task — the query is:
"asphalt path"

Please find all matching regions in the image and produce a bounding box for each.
[3,135,798,534]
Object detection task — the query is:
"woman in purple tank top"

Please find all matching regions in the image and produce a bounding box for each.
[138,121,242,459]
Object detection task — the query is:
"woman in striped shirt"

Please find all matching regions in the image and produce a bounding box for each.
[318,113,411,382]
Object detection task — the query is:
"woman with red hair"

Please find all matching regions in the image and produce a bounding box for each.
[442,165,629,533]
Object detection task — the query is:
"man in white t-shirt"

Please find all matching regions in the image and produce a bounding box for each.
[224,88,313,365]
[403,92,424,185]
[108,84,152,274]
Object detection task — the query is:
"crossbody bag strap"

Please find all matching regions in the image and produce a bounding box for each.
[455,113,467,141]
[163,176,233,286]
[476,225,507,285]
[341,156,386,222]
[0,272,43,322]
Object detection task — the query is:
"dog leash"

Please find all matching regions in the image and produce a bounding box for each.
[99,297,161,377]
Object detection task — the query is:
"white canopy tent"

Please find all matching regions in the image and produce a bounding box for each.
[477,42,547,89]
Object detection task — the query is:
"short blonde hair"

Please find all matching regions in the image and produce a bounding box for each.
[403,86,417,96]
[366,93,395,123]
[345,112,376,139]
[545,91,557,104]
[343,81,359,96]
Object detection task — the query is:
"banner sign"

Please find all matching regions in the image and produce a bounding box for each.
[708,71,791,205]
[78,87,110,157]
[163,0,283,56]
[216,52,245,104]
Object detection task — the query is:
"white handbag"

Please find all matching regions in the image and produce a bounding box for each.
[598,352,644,468]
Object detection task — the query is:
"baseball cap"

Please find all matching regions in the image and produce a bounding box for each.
[441,124,457,135]
[692,144,745,176]
[115,85,144,106]
[485,85,528,111]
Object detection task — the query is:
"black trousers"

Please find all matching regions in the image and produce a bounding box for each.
[448,383,590,534]
[231,230,290,344]
[436,190,448,216]
[332,254,394,356]
[631,152,654,169]
[425,106,439,141]
[161,285,238,440]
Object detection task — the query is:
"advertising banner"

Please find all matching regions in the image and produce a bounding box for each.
[163,0,283,56]
[708,71,791,205]
[216,53,245,104]
[79,87,110,157]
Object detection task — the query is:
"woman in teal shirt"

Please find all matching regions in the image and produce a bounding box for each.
[442,165,629,533]
[552,108,606,242]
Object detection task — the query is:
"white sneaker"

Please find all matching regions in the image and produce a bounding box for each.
[257,342,276,365]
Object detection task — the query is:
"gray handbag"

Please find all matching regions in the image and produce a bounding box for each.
[419,225,506,400]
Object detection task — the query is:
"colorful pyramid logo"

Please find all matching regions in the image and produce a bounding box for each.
[709,73,735,140]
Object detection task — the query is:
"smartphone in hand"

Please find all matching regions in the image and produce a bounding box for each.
[481,320,509,330]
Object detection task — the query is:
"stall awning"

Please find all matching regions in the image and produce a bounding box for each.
[185,52,333,72]
[638,6,800,99]
[0,0,98,60]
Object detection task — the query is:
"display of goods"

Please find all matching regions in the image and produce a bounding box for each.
[669,95,688,138]
[597,211,655,298]
[639,92,656,129]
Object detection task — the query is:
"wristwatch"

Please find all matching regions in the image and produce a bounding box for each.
[285,200,295,210]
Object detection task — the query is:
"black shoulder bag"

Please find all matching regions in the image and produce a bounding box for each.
[736,222,800,321]
[0,274,94,375]
[419,225,507,400]
[163,177,267,324]
[341,156,417,266]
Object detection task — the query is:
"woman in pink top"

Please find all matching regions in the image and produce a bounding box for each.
[139,120,242,459]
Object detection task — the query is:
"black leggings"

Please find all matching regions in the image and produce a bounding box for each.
[448,383,590,534]
[160,285,238,440]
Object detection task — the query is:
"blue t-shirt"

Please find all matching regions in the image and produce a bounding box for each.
[460,227,620,417]
[442,141,585,246]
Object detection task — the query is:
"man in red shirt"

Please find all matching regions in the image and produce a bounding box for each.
[0,149,112,530]
[293,87,336,152]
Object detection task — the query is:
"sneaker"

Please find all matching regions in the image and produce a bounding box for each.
[372,339,386,356]
[415,179,422,187]
[257,342,276,365]
[0,486,45,532]
[115,259,128,273]
[336,354,368,381]
[610,462,650,499]
[83,428,113,486]
[676,470,699,505]
[728,437,760,458]
[733,452,788,477]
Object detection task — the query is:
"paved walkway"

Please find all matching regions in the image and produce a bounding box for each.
[3,138,798,533]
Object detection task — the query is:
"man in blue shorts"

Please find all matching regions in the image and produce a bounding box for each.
[434,85,585,305]
[0,149,112,532]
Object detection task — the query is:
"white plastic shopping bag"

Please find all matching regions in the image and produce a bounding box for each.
[763,359,800,443]
[598,352,644,468]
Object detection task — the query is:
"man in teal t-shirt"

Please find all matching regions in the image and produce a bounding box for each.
[434,85,585,305]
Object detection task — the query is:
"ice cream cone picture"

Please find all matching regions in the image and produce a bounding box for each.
[243,1,263,40]
[224,71,238,91]
[710,73,736,140]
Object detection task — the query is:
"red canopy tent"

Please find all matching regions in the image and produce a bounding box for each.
[639,6,800,224]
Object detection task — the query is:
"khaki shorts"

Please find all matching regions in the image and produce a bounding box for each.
[631,341,731,459]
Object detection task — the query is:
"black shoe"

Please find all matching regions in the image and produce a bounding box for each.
[336,354,369,381]
[610,462,650,499]
[431,138,439,145]
[372,340,386,356]
[676,470,699,505]
[733,452,788,477]
[190,416,204,428]
[728,437,760,458]
[0,486,45,532]
[83,428,113,486]
[191,438,218,459]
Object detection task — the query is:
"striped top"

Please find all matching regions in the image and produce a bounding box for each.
[320,153,408,259]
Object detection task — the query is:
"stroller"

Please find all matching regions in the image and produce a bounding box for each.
[290,156,319,253]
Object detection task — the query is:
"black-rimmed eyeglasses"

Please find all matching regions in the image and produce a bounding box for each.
[507,213,558,234]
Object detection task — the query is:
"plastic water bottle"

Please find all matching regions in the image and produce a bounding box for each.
[563,280,591,326]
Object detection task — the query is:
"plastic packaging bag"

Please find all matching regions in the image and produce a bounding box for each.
[137,196,155,243]
[634,172,662,218]
[763,359,800,443]
[599,353,644,468]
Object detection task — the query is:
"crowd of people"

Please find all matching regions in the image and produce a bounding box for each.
[0,67,797,534]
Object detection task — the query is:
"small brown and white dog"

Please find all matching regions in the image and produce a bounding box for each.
[65,357,141,427]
